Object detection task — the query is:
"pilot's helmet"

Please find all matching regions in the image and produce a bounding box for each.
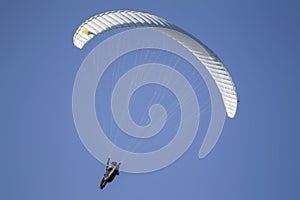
[111,161,117,165]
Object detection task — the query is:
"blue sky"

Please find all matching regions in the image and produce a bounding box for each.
[1,0,299,199]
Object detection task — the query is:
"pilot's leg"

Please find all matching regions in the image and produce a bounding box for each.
[100,178,106,189]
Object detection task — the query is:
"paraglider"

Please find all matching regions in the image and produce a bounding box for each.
[72,9,239,179]
[99,158,121,189]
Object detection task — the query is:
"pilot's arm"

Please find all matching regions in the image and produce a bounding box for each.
[116,163,121,175]
[106,158,110,170]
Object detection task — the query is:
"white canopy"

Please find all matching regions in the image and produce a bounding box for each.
[73,10,238,118]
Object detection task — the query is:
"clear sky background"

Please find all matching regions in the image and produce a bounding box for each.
[1,0,299,199]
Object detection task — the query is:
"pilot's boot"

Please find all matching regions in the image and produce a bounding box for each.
[100,179,106,189]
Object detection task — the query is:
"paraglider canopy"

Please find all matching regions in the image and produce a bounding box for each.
[73,10,238,118]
